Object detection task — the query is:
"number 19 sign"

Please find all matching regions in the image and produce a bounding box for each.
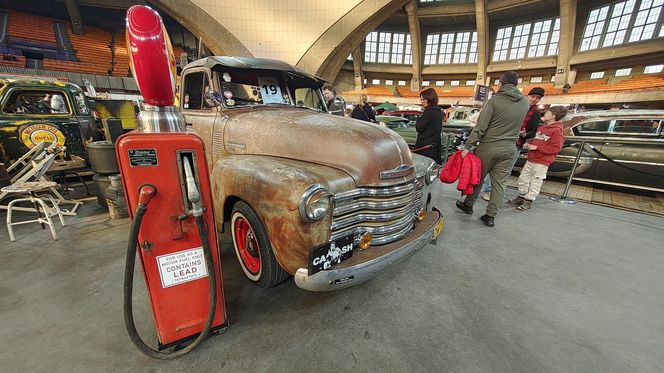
[257,77,285,104]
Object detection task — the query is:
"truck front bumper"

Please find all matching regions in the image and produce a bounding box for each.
[294,208,443,291]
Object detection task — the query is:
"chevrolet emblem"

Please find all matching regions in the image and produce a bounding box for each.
[379,164,414,179]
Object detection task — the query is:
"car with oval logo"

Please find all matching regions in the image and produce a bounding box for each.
[0,75,100,166]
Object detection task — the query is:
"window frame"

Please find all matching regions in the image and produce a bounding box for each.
[1,88,73,115]
[580,0,664,52]
[181,69,212,111]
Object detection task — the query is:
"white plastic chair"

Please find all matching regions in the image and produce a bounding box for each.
[0,146,73,241]
[2,180,66,241]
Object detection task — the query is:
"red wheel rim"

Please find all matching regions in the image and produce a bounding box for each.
[234,216,260,274]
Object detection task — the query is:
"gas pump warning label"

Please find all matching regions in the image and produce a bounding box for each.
[156,247,209,288]
[128,149,158,167]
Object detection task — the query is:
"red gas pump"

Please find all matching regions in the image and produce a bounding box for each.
[118,5,227,359]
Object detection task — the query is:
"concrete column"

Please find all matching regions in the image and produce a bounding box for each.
[405,1,422,92]
[474,0,489,87]
[64,0,85,35]
[352,47,364,91]
[555,0,577,88]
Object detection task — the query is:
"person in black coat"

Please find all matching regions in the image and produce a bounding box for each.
[414,88,443,163]
[351,94,375,122]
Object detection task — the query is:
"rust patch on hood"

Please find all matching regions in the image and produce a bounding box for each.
[223,106,413,186]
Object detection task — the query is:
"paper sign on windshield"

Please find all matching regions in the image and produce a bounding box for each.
[257,77,284,104]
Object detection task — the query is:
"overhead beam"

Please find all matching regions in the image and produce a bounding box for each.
[64,0,85,35]
[486,0,545,12]
[152,0,252,57]
[417,3,475,17]
[297,0,411,83]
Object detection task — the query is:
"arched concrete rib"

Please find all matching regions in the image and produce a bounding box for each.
[297,0,410,83]
[152,0,253,57]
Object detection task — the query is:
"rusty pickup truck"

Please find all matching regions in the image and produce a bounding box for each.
[180,56,444,291]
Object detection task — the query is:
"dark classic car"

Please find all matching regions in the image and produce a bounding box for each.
[0,76,99,167]
[385,110,422,126]
[515,110,664,192]
[375,114,410,129]
[180,56,444,291]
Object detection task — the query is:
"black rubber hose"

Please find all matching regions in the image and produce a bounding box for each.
[123,189,217,360]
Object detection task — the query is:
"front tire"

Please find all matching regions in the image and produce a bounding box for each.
[230,201,288,288]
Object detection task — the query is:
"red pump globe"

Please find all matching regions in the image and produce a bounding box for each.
[125,5,177,107]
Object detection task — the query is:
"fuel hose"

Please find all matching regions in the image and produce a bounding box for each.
[123,183,217,359]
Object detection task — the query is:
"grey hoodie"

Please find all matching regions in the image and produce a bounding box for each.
[467,84,529,146]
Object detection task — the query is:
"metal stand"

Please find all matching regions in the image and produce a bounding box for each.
[550,140,585,205]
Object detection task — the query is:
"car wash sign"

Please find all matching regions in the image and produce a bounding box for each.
[156,247,208,288]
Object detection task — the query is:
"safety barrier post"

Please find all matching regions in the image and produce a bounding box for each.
[550,139,586,204]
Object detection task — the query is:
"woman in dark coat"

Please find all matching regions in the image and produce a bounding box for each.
[414,88,443,163]
[351,94,375,122]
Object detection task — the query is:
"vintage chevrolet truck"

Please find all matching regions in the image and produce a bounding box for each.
[0,76,99,167]
[179,56,443,291]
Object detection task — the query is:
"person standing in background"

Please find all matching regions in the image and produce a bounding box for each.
[517,87,545,148]
[322,84,346,116]
[414,88,443,163]
[351,94,376,122]
[456,71,529,227]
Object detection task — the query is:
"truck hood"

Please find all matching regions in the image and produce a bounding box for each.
[223,106,415,186]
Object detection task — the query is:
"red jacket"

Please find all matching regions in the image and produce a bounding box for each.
[439,151,482,195]
[527,121,564,166]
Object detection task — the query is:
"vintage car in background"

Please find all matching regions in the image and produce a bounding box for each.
[515,110,664,192]
[180,56,443,291]
[0,76,100,167]
[391,106,476,152]
[375,114,410,129]
[384,109,422,126]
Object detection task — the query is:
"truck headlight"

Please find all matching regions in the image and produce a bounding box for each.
[299,184,330,222]
[425,162,439,184]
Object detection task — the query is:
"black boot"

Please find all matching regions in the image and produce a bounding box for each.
[455,200,473,215]
[480,214,495,227]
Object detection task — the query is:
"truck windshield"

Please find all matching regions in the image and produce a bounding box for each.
[215,68,290,108]
[213,68,326,112]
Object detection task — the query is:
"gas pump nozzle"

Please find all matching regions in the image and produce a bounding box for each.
[182,156,203,218]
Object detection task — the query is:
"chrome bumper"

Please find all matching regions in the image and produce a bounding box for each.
[294,209,442,291]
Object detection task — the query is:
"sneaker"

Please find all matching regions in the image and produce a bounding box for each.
[508,196,525,206]
[517,200,533,211]
[480,214,495,227]
[455,200,473,215]
[481,191,491,201]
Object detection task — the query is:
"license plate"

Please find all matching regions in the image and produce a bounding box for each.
[308,234,354,276]
[433,216,445,239]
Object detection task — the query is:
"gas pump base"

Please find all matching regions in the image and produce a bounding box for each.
[159,324,228,351]
[294,209,442,291]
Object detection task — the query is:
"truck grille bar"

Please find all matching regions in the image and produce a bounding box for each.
[330,177,424,245]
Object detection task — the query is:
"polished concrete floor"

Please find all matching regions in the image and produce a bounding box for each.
[1,182,663,372]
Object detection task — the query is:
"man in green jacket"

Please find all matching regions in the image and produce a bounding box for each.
[456,71,529,226]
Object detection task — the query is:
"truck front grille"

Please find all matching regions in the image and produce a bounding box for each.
[330,177,424,245]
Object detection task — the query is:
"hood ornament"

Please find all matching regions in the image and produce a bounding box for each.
[379,164,414,179]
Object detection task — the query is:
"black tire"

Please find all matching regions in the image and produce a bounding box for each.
[230,201,289,288]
